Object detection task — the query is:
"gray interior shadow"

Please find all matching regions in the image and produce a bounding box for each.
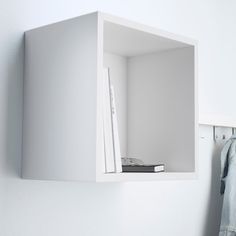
[5,33,24,178]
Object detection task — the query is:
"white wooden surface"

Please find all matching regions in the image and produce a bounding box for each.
[23,12,197,181]
[97,172,197,182]
[127,47,195,172]
[101,12,196,50]
[103,21,190,57]
[199,113,236,128]
[103,48,196,175]
[23,13,98,181]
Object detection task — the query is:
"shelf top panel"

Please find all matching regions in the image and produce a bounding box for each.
[101,12,197,57]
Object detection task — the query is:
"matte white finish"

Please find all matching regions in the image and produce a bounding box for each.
[1,1,233,236]
[104,21,190,57]
[23,13,98,181]
[199,113,236,128]
[96,172,196,182]
[23,12,197,181]
[104,48,196,175]
[127,47,195,172]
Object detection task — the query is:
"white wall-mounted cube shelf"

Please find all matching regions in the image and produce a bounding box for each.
[22,12,198,182]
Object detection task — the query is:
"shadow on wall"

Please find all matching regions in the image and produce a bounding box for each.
[5,33,24,178]
[203,142,224,236]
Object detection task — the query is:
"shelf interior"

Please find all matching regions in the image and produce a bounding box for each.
[103,20,195,173]
[103,21,191,57]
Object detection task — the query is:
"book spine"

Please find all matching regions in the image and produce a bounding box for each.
[103,68,115,173]
[109,83,122,173]
[101,117,106,173]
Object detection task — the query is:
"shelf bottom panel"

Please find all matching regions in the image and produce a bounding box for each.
[97,172,197,182]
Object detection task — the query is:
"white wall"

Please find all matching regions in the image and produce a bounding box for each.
[1,0,235,235]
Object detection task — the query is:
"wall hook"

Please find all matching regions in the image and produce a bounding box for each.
[213,126,234,142]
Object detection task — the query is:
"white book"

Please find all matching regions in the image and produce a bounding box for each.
[110,85,122,173]
[103,68,115,173]
[101,118,106,173]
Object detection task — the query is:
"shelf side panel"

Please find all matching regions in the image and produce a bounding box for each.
[23,13,98,181]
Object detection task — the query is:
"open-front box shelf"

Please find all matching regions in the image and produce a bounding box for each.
[97,14,197,181]
[23,12,197,182]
